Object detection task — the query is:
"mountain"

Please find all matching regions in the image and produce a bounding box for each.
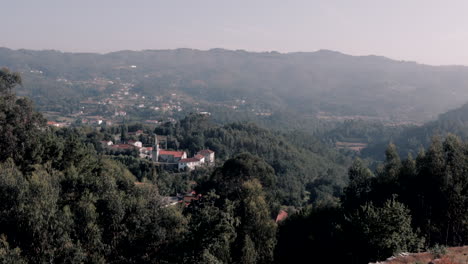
[2,47,468,125]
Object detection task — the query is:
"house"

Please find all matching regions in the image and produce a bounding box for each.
[47,121,68,127]
[152,135,187,163]
[194,154,205,163]
[151,135,213,169]
[128,140,143,148]
[183,191,200,205]
[178,154,208,170]
[139,147,153,159]
[197,149,215,164]
[276,210,289,223]
[100,140,113,147]
[178,157,203,170]
[158,150,187,163]
[145,120,160,124]
[47,121,60,127]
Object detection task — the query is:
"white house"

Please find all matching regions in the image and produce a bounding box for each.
[197,149,215,164]
[139,147,153,159]
[128,140,143,148]
[178,158,202,170]
[194,154,205,163]
[100,140,113,147]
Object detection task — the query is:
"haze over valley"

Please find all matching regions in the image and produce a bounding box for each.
[3,47,468,128]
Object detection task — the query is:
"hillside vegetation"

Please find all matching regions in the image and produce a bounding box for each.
[3,48,468,125]
[364,102,468,160]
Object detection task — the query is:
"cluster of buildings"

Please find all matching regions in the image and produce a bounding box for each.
[104,140,154,159]
[152,136,215,170]
[103,135,215,171]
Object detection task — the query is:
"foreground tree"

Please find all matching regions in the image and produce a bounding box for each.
[346,198,424,263]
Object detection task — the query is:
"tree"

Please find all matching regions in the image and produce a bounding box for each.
[275,206,346,264]
[0,235,26,264]
[234,179,277,264]
[347,198,424,263]
[0,70,46,170]
[0,68,21,95]
[182,192,238,263]
[342,159,374,212]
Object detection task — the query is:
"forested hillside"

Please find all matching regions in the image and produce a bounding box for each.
[153,114,350,205]
[363,102,468,160]
[278,138,468,263]
[3,47,468,125]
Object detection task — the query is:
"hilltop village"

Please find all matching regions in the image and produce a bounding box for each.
[101,131,215,171]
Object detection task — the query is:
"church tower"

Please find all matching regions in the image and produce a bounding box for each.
[152,135,160,162]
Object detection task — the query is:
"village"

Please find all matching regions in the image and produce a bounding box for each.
[99,129,217,208]
[101,131,215,171]
[40,74,272,128]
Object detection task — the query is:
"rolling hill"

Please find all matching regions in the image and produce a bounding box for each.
[2,47,468,126]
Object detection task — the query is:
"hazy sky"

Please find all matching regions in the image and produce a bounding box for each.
[2,0,468,65]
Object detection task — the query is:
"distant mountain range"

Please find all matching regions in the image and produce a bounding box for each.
[2,47,468,123]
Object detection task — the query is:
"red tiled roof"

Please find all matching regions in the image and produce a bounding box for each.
[198,149,214,155]
[159,150,185,158]
[276,210,288,223]
[194,154,205,160]
[111,144,136,150]
[180,158,200,163]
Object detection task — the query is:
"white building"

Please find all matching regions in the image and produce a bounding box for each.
[178,158,202,170]
[100,140,113,146]
[139,147,153,159]
[128,140,143,148]
[197,149,215,164]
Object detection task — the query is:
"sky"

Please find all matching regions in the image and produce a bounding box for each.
[2,0,468,65]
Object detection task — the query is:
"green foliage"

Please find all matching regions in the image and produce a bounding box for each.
[12,66,468,263]
[0,235,27,264]
[363,102,468,161]
[341,159,374,212]
[429,244,447,258]
[183,155,278,264]
[236,179,277,263]
[275,205,346,263]
[0,67,21,94]
[111,155,154,182]
[279,134,468,263]
[159,114,350,206]
[347,198,424,262]
[0,84,191,262]
[182,192,238,263]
